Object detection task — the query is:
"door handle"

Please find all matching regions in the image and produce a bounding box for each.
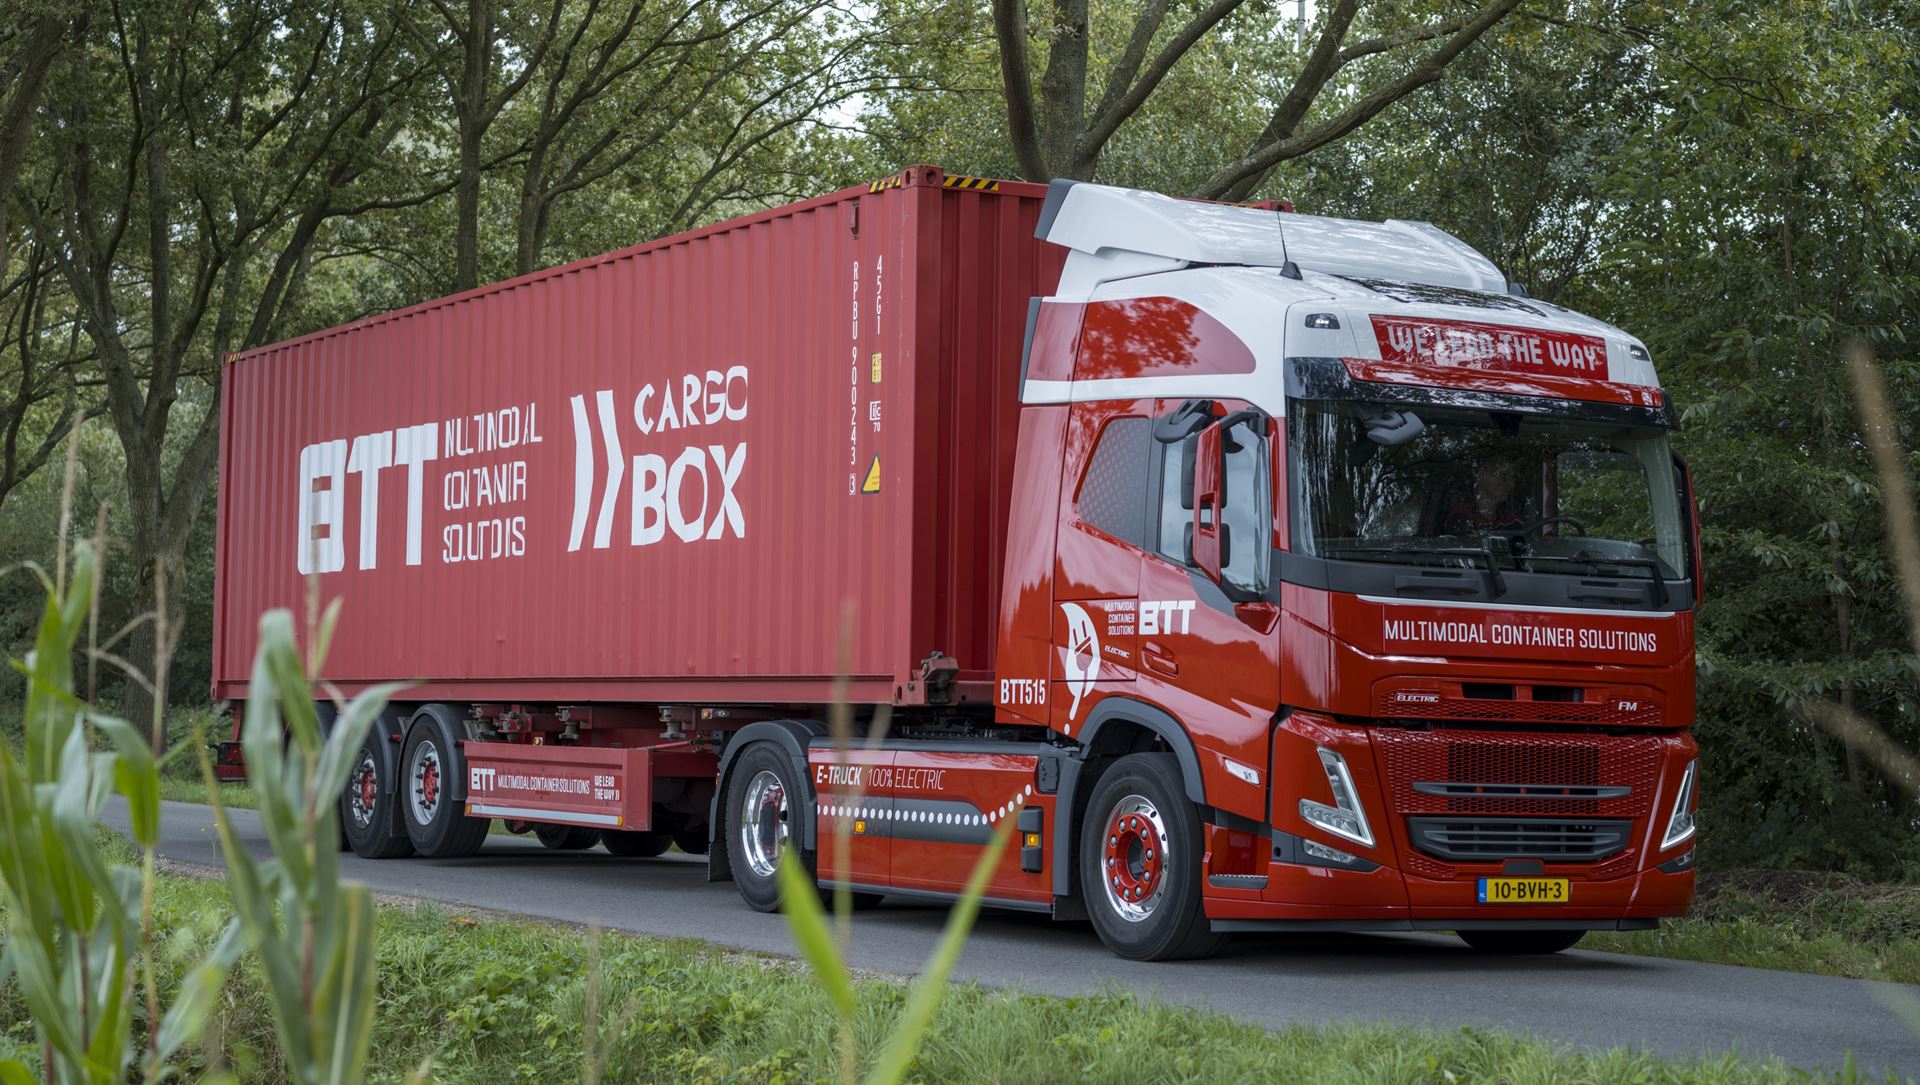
[1141,641,1179,677]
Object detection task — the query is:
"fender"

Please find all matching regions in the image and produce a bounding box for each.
[407,703,473,803]
[1054,697,1209,898]
[316,700,408,796]
[365,706,409,795]
[706,719,826,883]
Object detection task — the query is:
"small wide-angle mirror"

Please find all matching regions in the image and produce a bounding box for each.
[1361,406,1425,445]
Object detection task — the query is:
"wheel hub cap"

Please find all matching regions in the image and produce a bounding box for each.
[408,740,443,825]
[739,769,789,880]
[1101,795,1169,923]
[349,753,378,829]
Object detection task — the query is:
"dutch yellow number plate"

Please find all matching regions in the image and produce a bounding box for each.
[1477,877,1569,904]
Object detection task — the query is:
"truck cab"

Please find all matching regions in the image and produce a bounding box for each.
[993,180,1699,958]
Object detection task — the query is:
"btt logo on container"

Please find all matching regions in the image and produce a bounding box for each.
[568,366,751,552]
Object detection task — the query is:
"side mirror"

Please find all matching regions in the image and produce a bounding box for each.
[1678,455,1704,603]
[1191,421,1225,584]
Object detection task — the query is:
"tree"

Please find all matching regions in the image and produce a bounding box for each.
[988,0,1522,190]
[25,0,437,723]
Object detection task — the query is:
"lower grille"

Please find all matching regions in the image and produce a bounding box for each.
[1406,817,1631,862]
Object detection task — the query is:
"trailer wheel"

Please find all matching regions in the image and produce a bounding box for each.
[400,711,490,859]
[670,822,709,855]
[601,829,672,857]
[340,727,414,859]
[725,744,811,911]
[533,824,601,850]
[1457,930,1585,955]
[1080,752,1223,961]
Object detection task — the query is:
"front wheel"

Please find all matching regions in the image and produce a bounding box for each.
[1457,930,1586,954]
[1080,752,1223,961]
[724,744,810,912]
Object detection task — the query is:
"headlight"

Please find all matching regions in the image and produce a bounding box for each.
[1661,758,1697,850]
[1298,747,1374,848]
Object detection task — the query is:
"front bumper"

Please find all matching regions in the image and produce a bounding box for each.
[1198,709,1699,931]
[1202,850,1694,931]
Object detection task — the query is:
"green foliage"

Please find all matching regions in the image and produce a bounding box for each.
[777,807,1017,1085]
[200,607,405,1085]
[1591,868,1920,983]
[12,867,1902,1084]
[0,535,241,1084]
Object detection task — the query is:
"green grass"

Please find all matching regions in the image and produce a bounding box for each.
[1,856,1903,1085]
[1592,869,1920,984]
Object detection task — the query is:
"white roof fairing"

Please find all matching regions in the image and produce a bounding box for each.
[1037,180,1508,296]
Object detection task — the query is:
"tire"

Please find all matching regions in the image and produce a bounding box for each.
[315,702,351,851]
[340,724,414,859]
[1080,752,1223,961]
[534,824,601,850]
[670,821,710,855]
[724,743,812,912]
[601,829,673,857]
[399,708,491,859]
[1457,930,1586,955]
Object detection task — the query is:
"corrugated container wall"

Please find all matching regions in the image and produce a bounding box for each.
[213,168,1062,707]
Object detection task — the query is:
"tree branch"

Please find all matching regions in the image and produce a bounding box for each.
[991,0,1047,181]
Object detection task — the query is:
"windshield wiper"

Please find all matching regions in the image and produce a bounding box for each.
[1320,542,1508,597]
[1524,554,1669,606]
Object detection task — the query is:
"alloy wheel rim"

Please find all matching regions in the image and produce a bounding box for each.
[349,752,378,829]
[739,769,789,879]
[1101,794,1169,923]
[408,739,443,826]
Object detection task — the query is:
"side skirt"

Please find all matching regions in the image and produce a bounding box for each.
[820,880,1055,915]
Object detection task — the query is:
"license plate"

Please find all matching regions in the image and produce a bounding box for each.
[1477,877,1569,904]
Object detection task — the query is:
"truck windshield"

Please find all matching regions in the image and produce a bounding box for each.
[1290,399,1689,581]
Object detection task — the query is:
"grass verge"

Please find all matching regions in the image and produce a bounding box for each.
[1592,869,1920,984]
[0,853,1905,1085]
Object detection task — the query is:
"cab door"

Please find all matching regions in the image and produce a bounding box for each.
[1049,400,1155,736]
[1132,398,1284,823]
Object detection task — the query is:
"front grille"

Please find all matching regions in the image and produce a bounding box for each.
[1376,729,1660,818]
[1406,817,1631,862]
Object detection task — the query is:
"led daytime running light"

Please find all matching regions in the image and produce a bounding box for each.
[1298,747,1374,848]
[1662,759,1697,850]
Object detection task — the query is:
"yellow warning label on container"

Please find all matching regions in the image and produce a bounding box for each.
[861,454,882,494]
[871,352,883,383]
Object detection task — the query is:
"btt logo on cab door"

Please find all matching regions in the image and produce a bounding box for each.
[568,366,750,553]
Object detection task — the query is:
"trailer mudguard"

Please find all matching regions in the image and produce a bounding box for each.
[1054,698,1209,899]
[707,719,827,883]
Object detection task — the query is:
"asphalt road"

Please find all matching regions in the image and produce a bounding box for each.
[109,798,1917,1077]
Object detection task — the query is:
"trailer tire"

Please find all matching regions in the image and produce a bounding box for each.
[670,822,709,855]
[534,824,601,850]
[602,829,673,857]
[400,711,490,859]
[341,726,414,859]
[1080,752,1223,961]
[725,743,812,912]
[1457,930,1585,955]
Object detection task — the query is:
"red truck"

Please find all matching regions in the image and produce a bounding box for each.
[213,166,1701,960]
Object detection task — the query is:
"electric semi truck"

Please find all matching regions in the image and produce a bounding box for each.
[212,167,1701,960]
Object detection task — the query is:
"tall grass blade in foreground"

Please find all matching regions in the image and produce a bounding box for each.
[197,609,406,1085]
[0,526,240,1083]
[778,799,1018,1085]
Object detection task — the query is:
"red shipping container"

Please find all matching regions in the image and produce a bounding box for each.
[214,168,1063,707]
